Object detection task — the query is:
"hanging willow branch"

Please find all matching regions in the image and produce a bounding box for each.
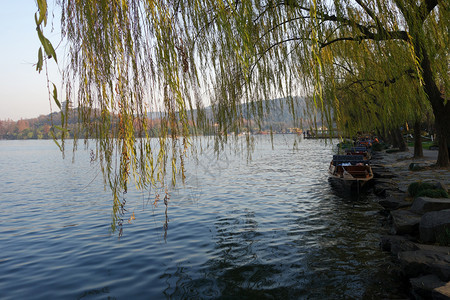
[35,0,449,228]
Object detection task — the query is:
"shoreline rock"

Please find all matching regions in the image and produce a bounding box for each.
[420,210,450,244]
[411,198,450,214]
[371,148,450,299]
[391,209,421,235]
[410,275,447,299]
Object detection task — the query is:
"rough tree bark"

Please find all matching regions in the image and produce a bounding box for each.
[389,130,398,148]
[433,104,450,167]
[421,54,450,167]
[413,120,423,158]
[410,1,449,167]
[395,128,407,152]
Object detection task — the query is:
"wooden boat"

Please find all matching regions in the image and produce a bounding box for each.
[328,155,373,191]
[345,146,371,160]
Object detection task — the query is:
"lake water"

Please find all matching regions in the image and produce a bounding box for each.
[0,136,405,299]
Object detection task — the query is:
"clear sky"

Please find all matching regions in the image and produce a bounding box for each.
[0,1,61,121]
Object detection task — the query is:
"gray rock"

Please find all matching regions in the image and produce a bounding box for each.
[374,181,400,197]
[379,196,411,210]
[371,166,396,178]
[420,209,450,243]
[411,197,450,214]
[433,282,450,300]
[435,182,449,193]
[410,274,446,299]
[385,191,408,199]
[398,183,410,194]
[409,163,426,171]
[374,185,389,197]
[391,209,421,235]
[373,170,397,179]
[374,178,397,186]
[380,235,418,255]
[415,244,450,255]
[398,250,450,281]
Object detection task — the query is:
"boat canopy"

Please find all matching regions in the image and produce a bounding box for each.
[332,155,366,165]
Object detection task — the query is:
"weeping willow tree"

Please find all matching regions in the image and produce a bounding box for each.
[320,38,431,138]
[35,0,449,215]
[315,0,448,163]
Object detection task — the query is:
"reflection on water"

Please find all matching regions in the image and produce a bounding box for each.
[0,137,407,299]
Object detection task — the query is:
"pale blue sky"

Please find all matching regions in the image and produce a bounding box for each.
[0,1,61,120]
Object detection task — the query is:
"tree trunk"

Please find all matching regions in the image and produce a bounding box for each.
[415,39,449,167]
[395,0,447,166]
[422,68,450,167]
[389,130,398,148]
[395,128,407,152]
[377,127,387,143]
[433,105,450,167]
[413,120,423,158]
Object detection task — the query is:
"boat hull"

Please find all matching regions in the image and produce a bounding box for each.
[328,162,373,193]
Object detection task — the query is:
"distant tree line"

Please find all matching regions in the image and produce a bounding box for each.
[1,99,310,140]
[0,113,303,140]
[0,115,54,140]
[0,111,159,140]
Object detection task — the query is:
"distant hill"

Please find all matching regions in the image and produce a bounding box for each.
[245,97,307,125]
[0,97,317,139]
[174,97,308,126]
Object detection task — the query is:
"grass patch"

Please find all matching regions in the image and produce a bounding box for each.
[416,189,449,198]
[406,141,436,149]
[408,182,449,198]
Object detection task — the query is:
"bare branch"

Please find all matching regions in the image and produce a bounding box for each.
[257,16,311,42]
[333,62,355,76]
[340,68,417,92]
[249,36,308,78]
[252,2,286,23]
[320,37,359,48]
[354,0,385,32]
[320,29,409,48]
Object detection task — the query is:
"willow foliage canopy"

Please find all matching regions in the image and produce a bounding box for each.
[36,0,449,208]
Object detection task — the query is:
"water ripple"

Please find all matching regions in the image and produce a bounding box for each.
[0,138,406,299]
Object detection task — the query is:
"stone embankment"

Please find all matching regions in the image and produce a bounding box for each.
[370,148,450,299]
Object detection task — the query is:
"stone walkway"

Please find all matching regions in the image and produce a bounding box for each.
[375,148,450,194]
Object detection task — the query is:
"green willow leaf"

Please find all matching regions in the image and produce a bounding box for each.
[36,47,43,73]
[36,26,57,63]
[36,0,47,26]
[49,128,63,152]
[52,84,61,109]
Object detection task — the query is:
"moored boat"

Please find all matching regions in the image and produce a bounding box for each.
[345,146,371,160]
[328,155,373,192]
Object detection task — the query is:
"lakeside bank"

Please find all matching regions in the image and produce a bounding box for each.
[369,147,450,299]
